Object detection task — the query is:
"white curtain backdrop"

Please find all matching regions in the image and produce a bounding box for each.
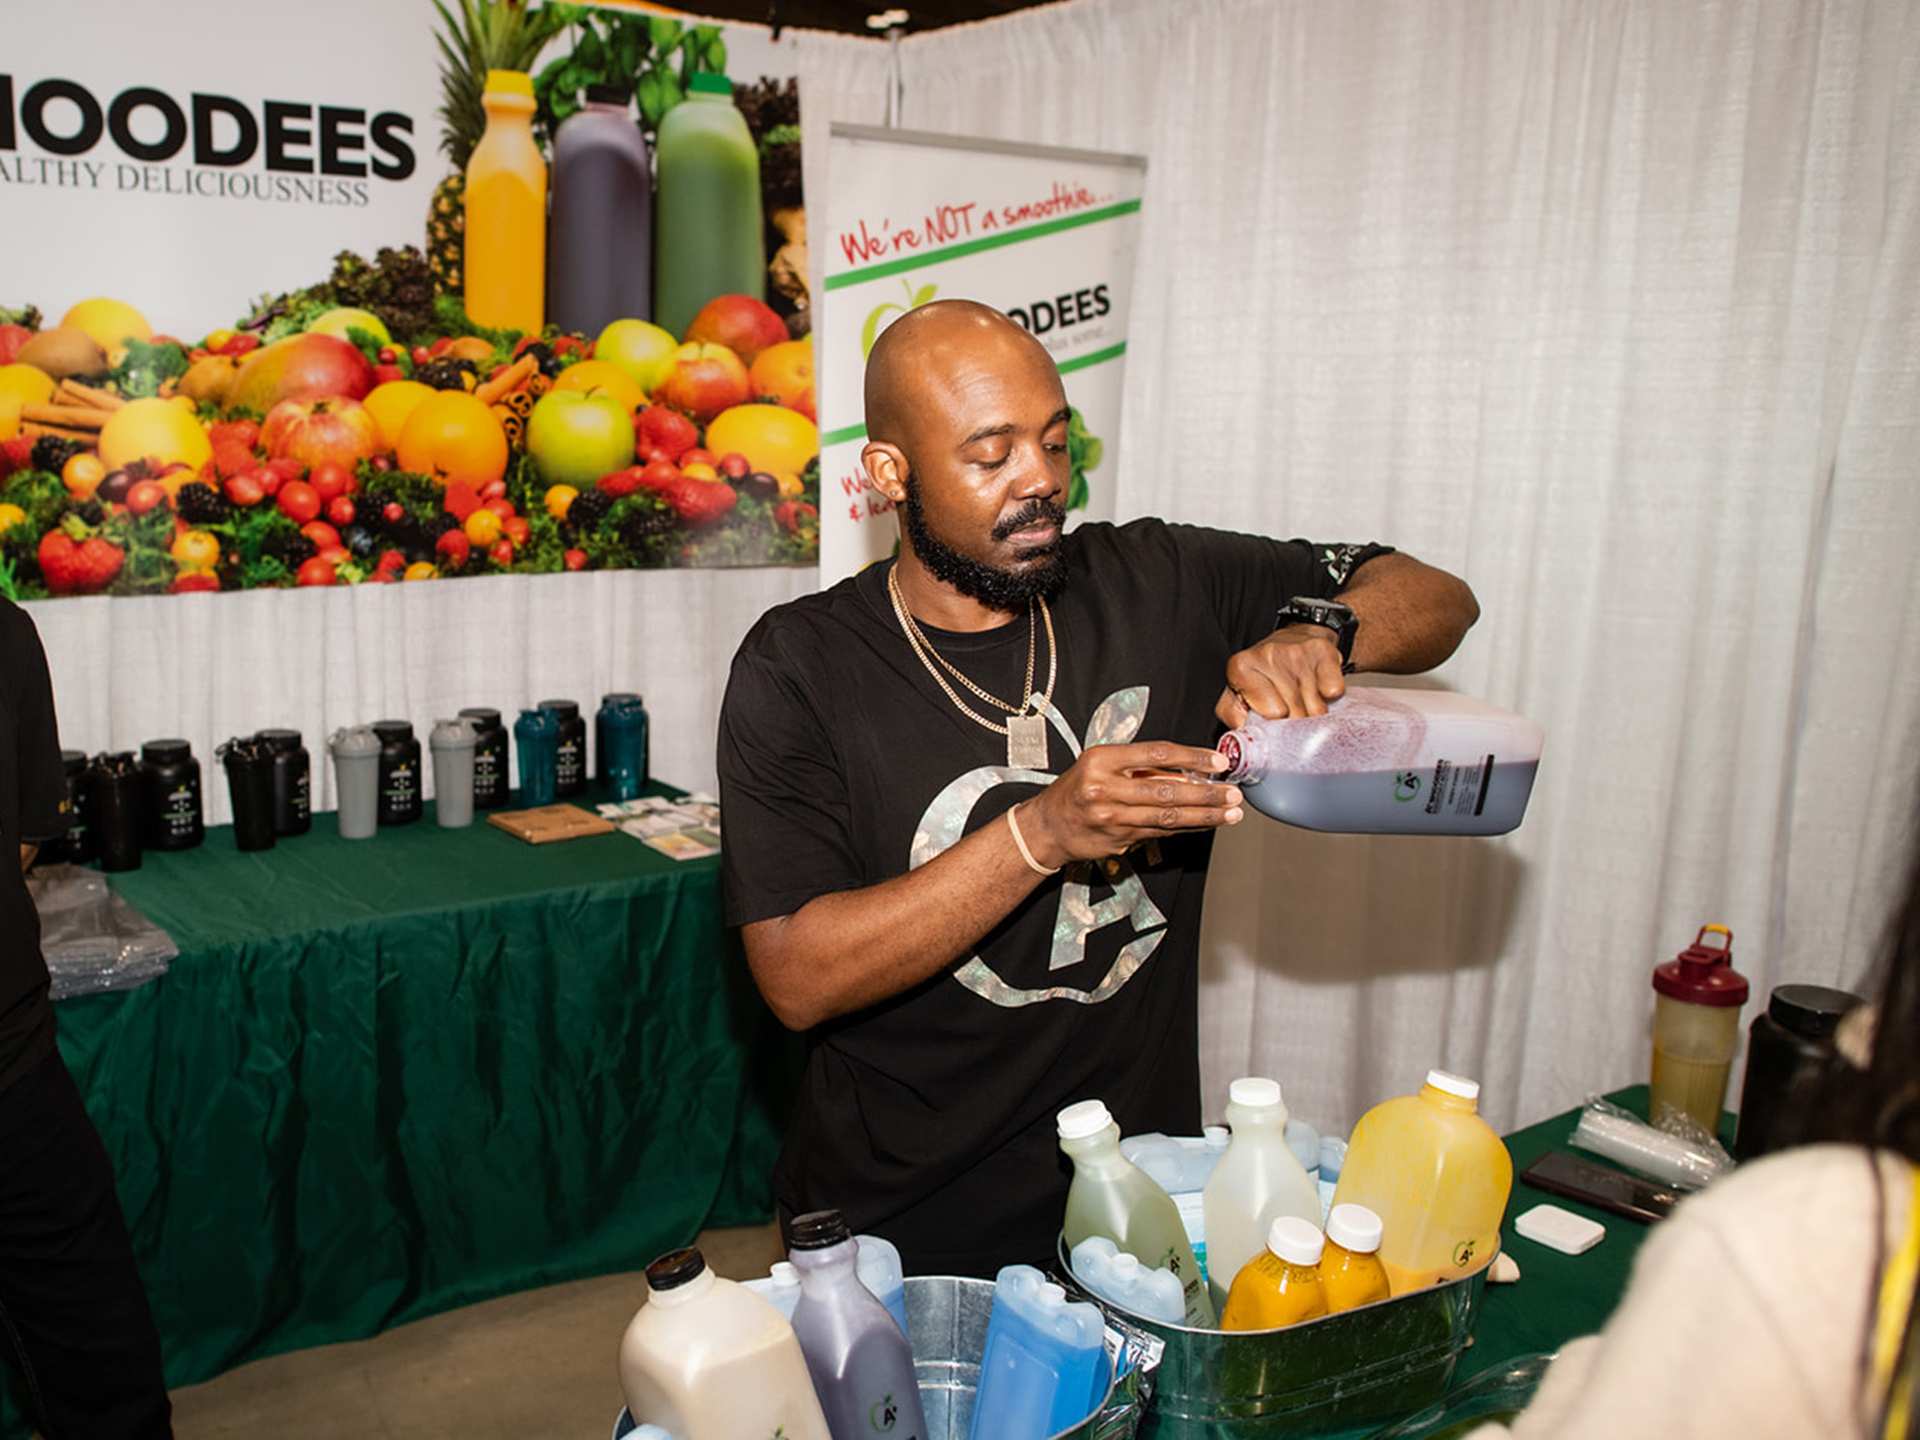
[796,0,1920,1134]
[25,566,811,820]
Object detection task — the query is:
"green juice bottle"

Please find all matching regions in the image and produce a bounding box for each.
[1059,1100,1216,1327]
[653,72,765,340]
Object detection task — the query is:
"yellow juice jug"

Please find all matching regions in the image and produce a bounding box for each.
[1220,1217,1329,1331]
[1318,1203,1391,1313]
[464,69,546,333]
[1330,1070,1512,1296]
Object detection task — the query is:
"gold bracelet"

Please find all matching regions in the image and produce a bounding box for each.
[1006,804,1060,877]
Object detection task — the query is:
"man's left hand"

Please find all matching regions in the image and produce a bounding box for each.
[1217,626,1347,726]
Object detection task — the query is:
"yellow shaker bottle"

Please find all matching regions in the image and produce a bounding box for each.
[1650,924,1750,1135]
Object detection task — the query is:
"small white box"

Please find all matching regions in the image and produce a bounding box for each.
[1514,1203,1606,1256]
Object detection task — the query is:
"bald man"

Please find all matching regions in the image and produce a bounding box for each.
[718,301,1479,1276]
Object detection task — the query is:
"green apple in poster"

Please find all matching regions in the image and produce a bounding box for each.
[526,389,637,487]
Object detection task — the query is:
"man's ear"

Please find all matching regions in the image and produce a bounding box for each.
[861,441,910,504]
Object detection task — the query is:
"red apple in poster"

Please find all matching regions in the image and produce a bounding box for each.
[684,295,787,366]
[228,334,375,413]
[0,324,32,366]
[653,343,751,424]
[261,397,382,472]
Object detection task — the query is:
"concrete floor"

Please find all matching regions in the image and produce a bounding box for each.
[164,1222,785,1439]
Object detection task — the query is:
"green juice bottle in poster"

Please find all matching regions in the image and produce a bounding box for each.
[653,72,764,340]
[464,69,546,334]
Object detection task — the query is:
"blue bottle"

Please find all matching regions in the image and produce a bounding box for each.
[514,707,560,806]
[968,1265,1109,1440]
[597,692,650,800]
[855,1233,910,1338]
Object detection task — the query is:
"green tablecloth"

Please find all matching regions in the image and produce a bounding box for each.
[1,790,798,1438]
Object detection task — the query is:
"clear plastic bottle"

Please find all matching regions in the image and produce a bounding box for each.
[1331,1070,1514,1295]
[547,88,652,336]
[1318,1204,1391,1313]
[786,1210,928,1440]
[1202,1078,1324,1313]
[619,1247,829,1440]
[1058,1100,1214,1327]
[1219,1217,1330,1332]
[1217,688,1544,836]
[967,1265,1108,1440]
[653,72,764,339]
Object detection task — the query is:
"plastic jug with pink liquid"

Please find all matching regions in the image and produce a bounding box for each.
[1217,688,1543,836]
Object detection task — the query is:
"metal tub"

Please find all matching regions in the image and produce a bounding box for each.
[615,1274,1152,1440]
[1055,1236,1491,1437]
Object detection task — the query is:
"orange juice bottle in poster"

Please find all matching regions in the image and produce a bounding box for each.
[464,69,545,333]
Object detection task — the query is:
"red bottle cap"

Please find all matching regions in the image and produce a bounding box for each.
[1652,924,1749,1007]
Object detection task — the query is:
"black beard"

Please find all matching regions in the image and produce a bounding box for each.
[902,478,1069,611]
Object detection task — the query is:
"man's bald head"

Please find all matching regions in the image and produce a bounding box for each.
[863,300,1058,454]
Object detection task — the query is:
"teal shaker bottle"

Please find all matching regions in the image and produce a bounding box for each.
[514,707,560,807]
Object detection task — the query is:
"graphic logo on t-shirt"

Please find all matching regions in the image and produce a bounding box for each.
[910,686,1169,1008]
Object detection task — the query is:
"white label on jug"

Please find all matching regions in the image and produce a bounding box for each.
[1424,754,1497,818]
[292,770,310,822]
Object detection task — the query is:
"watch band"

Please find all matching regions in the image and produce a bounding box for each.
[1277,596,1358,672]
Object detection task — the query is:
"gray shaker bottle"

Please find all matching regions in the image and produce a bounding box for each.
[329,726,382,840]
[430,718,478,829]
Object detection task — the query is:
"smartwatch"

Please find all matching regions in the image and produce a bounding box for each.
[1276,596,1358,672]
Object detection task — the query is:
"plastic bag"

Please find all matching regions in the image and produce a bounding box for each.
[1568,1095,1732,1191]
[25,863,178,999]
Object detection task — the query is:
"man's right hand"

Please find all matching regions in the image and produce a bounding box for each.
[1018,742,1243,868]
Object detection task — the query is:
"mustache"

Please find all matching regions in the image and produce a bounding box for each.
[992,499,1067,543]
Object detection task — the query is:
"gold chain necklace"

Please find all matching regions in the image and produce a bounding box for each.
[887,565,1057,768]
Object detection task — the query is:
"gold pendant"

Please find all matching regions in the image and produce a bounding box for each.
[1007,712,1048,769]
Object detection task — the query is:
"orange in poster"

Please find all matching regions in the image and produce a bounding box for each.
[60,298,152,358]
[396,391,508,487]
[550,360,645,417]
[684,294,787,366]
[749,339,815,420]
[0,397,18,442]
[363,380,435,450]
[262,397,382,471]
[702,404,818,496]
[653,343,751,423]
[99,397,213,474]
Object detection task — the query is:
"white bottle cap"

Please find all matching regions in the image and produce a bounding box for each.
[1229,1077,1283,1109]
[1326,1204,1383,1254]
[1203,1126,1230,1149]
[769,1262,798,1285]
[1111,1253,1141,1278]
[1426,1069,1481,1102]
[1057,1099,1114,1139]
[1266,1216,1325,1267]
[1038,1281,1067,1307]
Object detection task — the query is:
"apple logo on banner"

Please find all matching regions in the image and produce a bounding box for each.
[909,686,1169,1008]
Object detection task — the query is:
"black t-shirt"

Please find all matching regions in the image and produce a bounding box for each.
[0,598,69,1095]
[718,519,1388,1275]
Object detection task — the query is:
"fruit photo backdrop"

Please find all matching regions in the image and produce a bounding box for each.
[0,2,816,601]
